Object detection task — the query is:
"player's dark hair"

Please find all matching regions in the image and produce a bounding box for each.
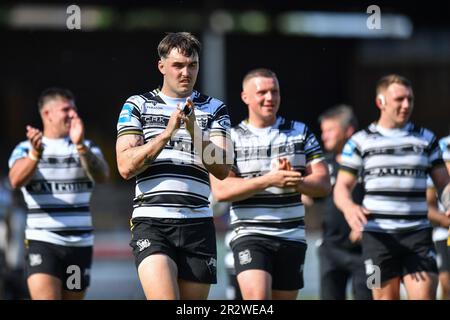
[38,87,75,111]
[158,32,201,59]
[318,104,359,131]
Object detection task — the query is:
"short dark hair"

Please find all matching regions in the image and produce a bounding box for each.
[38,87,75,111]
[376,74,412,95]
[318,104,358,130]
[157,32,201,59]
[242,68,278,89]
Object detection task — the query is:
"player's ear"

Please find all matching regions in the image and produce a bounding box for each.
[376,94,386,110]
[40,105,50,119]
[158,59,165,75]
[241,91,248,104]
[345,126,355,139]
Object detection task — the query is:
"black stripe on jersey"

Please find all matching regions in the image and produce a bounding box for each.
[366,190,425,198]
[363,167,427,178]
[232,193,302,207]
[278,118,292,131]
[234,143,307,161]
[117,126,144,137]
[431,158,445,168]
[368,213,427,220]
[28,206,90,214]
[212,104,227,118]
[236,168,306,179]
[193,92,212,106]
[138,174,209,186]
[134,194,209,208]
[364,126,381,136]
[234,170,265,178]
[362,144,427,158]
[140,92,165,104]
[25,179,93,195]
[51,229,93,235]
[136,161,209,184]
[426,134,439,153]
[38,155,81,168]
[232,219,305,229]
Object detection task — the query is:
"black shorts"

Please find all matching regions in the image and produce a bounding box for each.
[319,242,372,300]
[362,228,438,284]
[231,235,307,290]
[435,239,450,273]
[130,217,217,284]
[25,240,92,291]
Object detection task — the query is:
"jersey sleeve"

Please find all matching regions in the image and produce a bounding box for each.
[439,137,450,162]
[116,96,143,138]
[209,104,231,138]
[229,129,240,176]
[427,134,444,169]
[304,126,324,165]
[85,140,107,162]
[8,141,30,168]
[340,137,363,176]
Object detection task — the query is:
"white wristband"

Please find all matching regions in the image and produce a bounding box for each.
[28,150,40,161]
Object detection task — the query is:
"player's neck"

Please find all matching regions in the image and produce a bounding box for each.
[248,115,276,128]
[160,86,192,99]
[43,127,67,139]
[377,116,406,130]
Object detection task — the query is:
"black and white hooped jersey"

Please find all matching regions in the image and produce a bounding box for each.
[117,89,231,219]
[228,117,324,244]
[340,122,444,233]
[8,137,105,246]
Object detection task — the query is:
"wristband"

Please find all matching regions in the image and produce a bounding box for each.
[28,150,40,161]
[76,143,88,154]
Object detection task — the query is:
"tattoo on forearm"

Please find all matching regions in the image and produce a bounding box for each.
[144,154,155,165]
[130,135,144,148]
[79,149,106,181]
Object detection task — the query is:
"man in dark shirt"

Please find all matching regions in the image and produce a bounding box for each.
[317,105,372,300]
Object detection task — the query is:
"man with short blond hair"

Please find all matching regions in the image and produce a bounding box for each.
[334,74,450,300]
[210,68,330,300]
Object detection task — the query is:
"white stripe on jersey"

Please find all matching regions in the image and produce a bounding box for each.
[340,122,443,233]
[117,89,231,219]
[8,137,105,246]
[229,117,323,243]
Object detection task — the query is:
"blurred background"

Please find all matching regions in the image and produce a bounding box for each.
[0,0,449,299]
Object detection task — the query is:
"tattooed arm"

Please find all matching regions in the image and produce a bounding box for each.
[77,145,109,183]
[69,112,109,183]
[116,108,184,180]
